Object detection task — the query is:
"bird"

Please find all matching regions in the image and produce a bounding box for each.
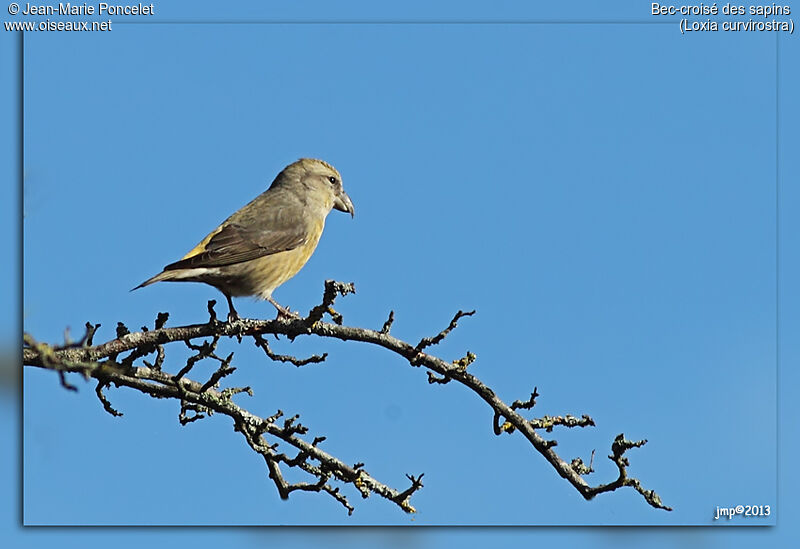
[133,158,354,321]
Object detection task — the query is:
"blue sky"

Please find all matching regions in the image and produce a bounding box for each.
[3,0,799,546]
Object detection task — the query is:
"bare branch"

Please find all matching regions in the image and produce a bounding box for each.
[305,280,356,325]
[23,280,670,514]
[380,310,395,334]
[511,388,539,410]
[426,370,451,384]
[252,333,327,366]
[95,380,123,417]
[529,414,596,432]
[59,371,78,392]
[391,473,425,513]
[570,449,595,476]
[82,322,101,347]
[414,309,475,353]
[25,348,418,515]
[583,434,673,511]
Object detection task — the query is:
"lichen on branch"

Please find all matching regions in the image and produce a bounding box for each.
[23,280,671,515]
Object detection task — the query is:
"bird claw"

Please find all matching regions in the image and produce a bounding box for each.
[275,307,301,321]
[267,295,300,321]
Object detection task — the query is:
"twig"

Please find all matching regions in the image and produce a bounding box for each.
[23,280,670,514]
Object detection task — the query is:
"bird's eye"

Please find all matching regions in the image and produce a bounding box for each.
[328,176,337,184]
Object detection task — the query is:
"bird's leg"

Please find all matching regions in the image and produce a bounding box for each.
[266,295,300,320]
[224,293,239,322]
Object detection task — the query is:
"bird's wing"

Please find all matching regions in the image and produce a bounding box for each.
[163,218,307,271]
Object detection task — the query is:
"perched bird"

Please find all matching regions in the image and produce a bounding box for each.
[133,158,354,320]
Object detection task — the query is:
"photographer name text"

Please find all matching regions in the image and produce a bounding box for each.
[20,2,153,15]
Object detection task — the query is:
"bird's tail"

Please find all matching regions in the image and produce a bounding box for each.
[131,270,178,292]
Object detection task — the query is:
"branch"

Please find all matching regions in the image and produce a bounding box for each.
[23,279,670,514]
[23,333,419,515]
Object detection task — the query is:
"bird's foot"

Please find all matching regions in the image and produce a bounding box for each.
[267,296,300,321]
[224,294,240,323]
[275,306,301,321]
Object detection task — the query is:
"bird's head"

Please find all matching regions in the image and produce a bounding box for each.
[276,158,354,218]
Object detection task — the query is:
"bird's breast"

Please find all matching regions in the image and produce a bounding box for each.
[244,217,325,299]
